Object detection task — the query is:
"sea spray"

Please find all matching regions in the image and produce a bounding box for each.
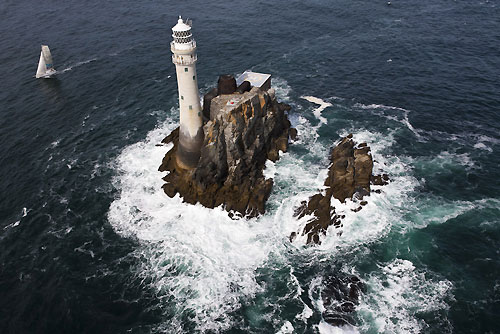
[108,82,456,332]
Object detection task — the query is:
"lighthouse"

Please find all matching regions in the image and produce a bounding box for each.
[171,16,204,169]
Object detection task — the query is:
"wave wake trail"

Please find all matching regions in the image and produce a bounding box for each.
[60,58,97,73]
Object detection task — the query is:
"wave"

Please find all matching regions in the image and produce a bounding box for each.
[353,102,424,141]
[411,150,478,174]
[2,207,29,231]
[357,259,453,333]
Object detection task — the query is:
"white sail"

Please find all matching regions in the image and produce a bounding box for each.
[35,51,46,78]
[35,45,56,78]
[41,45,53,69]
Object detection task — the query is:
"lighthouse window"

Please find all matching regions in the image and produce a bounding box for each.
[181,96,184,100]
[193,75,195,80]
[189,105,193,110]
[184,67,188,72]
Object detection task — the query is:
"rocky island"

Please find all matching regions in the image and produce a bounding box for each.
[292,134,389,244]
[161,16,388,236]
[159,74,294,217]
[158,16,390,330]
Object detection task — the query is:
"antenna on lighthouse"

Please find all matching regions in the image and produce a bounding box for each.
[170,16,204,169]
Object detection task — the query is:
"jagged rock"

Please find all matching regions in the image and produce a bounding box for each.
[161,127,179,145]
[293,135,388,244]
[159,86,294,217]
[371,173,390,186]
[321,275,366,327]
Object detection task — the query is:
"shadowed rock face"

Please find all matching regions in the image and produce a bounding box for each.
[159,86,294,217]
[293,135,388,244]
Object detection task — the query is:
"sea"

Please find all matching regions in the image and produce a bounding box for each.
[1,0,499,333]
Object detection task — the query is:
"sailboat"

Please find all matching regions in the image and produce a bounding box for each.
[35,45,57,78]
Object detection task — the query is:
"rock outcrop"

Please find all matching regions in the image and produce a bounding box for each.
[159,85,294,217]
[293,135,389,244]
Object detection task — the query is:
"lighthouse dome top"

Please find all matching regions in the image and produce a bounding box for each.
[172,16,191,32]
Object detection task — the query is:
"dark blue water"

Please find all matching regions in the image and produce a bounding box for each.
[1,0,499,333]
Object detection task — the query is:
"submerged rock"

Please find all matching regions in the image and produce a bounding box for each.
[293,135,388,244]
[321,274,366,327]
[159,85,295,217]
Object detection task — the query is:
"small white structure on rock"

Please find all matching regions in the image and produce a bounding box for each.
[236,71,271,91]
[171,16,203,169]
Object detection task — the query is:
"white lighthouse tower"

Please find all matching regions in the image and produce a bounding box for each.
[171,16,204,169]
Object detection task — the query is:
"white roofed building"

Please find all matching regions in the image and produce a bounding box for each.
[236,71,271,91]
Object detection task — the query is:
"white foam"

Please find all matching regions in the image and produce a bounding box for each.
[108,94,337,331]
[272,77,292,103]
[3,220,20,230]
[476,134,500,145]
[402,110,424,140]
[108,116,291,332]
[303,129,421,249]
[107,83,452,332]
[277,321,294,334]
[418,150,477,170]
[316,321,359,334]
[296,304,313,321]
[354,103,424,141]
[474,142,493,152]
[61,58,97,73]
[355,103,407,113]
[357,259,452,333]
[411,197,499,230]
[2,207,30,231]
[301,96,332,125]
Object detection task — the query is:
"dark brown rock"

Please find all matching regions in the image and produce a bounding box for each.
[292,135,385,244]
[202,88,218,120]
[352,206,362,212]
[159,87,291,217]
[321,274,366,327]
[371,173,390,186]
[289,128,298,141]
[161,127,179,144]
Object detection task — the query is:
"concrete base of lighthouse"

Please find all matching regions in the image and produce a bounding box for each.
[176,127,204,169]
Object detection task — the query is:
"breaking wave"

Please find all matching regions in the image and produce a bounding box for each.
[357,259,453,333]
